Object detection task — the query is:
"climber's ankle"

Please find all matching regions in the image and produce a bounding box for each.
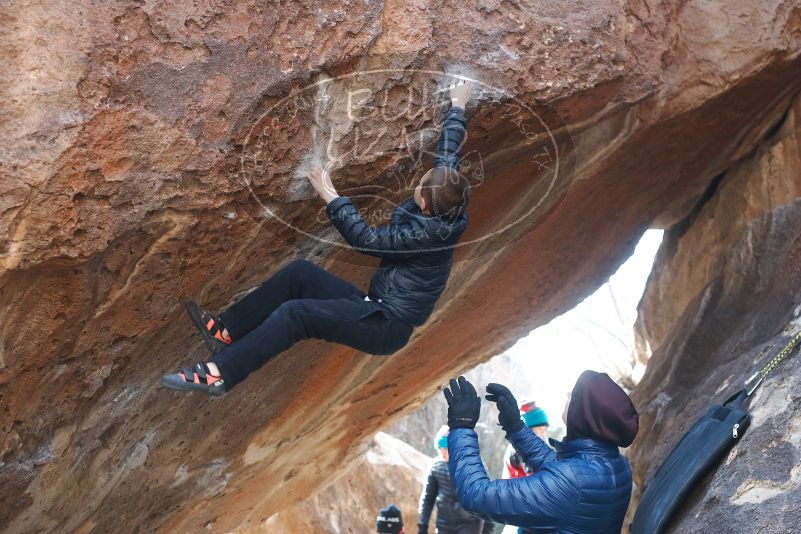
[220,328,232,343]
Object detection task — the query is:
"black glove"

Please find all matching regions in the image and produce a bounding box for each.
[485,383,524,433]
[443,376,481,429]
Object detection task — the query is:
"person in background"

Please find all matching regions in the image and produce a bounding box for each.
[443,372,639,533]
[418,427,494,534]
[377,504,405,534]
[502,400,549,480]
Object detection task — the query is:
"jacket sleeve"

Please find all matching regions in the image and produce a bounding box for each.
[447,428,579,530]
[506,426,557,470]
[325,196,434,258]
[417,463,439,527]
[433,106,467,169]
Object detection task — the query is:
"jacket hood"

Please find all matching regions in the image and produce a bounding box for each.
[565,370,639,447]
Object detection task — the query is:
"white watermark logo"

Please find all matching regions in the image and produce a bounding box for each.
[239,69,574,265]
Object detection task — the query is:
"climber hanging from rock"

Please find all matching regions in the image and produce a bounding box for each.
[160,78,474,396]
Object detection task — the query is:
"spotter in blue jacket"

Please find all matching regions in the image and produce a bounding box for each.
[448,371,639,533]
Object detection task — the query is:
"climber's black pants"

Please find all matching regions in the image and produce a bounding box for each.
[210,260,413,389]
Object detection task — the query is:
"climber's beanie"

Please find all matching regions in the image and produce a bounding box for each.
[522,407,549,428]
[433,425,449,450]
[376,504,404,533]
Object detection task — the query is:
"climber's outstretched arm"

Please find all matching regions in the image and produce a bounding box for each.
[324,195,436,259]
[447,428,578,529]
[485,383,557,469]
[505,425,557,470]
[434,79,471,169]
[308,165,438,258]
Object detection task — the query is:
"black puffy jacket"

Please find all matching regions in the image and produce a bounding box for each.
[325,106,469,327]
[418,460,493,533]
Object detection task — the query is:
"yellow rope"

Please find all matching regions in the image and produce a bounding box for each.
[758,329,801,380]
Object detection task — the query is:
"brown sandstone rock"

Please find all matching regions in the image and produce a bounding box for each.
[260,432,428,533]
[1,0,800,531]
[636,95,801,363]
[629,92,801,531]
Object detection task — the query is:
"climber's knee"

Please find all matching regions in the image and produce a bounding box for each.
[273,300,312,330]
[282,259,315,279]
[287,258,313,271]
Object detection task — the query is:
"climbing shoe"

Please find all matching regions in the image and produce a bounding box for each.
[183,299,231,353]
[160,362,226,397]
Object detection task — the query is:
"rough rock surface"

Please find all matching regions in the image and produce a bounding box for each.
[635,95,801,363]
[629,94,801,531]
[262,432,428,533]
[1,0,800,532]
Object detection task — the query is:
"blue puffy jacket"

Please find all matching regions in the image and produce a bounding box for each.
[448,426,633,533]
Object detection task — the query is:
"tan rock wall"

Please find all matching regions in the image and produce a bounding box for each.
[629,91,801,531]
[1,0,800,531]
[261,432,428,533]
[636,94,801,363]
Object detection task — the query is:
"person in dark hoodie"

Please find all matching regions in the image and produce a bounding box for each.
[442,371,639,533]
[418,427,494,534]
[160,80,473,396]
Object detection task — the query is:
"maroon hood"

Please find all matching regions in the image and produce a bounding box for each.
[565,370,639,447]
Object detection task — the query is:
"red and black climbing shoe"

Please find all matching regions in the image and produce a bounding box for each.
[160,362,226,397]
[183,300,231,353]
